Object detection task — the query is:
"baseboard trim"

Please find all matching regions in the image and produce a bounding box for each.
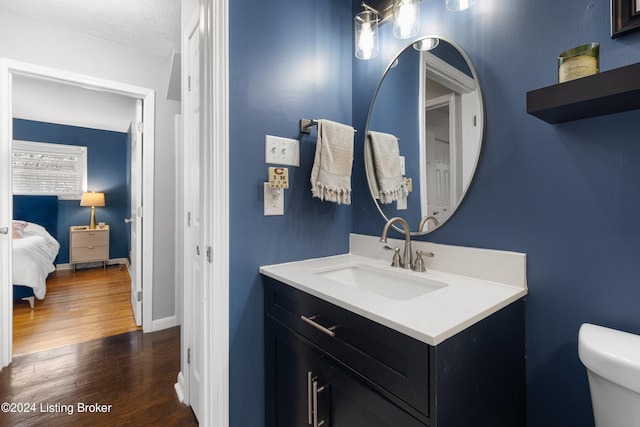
[56,258,128,271]
[152,315,177,332]
[174,371,186,403]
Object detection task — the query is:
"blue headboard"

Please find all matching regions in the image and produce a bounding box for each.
[13,195,59,240]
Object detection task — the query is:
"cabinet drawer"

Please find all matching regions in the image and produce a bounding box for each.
[264,277,430,419]
[71,231,108,247]
[71,246,108,263]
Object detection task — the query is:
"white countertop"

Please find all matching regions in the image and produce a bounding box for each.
[260,234,528,346]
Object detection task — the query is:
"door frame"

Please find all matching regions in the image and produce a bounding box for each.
[201,0,230,426]
[0,58,156,368]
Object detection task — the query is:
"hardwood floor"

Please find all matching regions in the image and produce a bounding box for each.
[13,266,141,356]
[0,327,198,426]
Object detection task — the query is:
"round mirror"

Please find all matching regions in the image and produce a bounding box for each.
[365,36,485,235]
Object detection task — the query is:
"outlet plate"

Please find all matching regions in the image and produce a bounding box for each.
[264,182,284,216]
[265,135,299,166]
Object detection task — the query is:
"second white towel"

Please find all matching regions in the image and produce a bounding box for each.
[367,130,404,204]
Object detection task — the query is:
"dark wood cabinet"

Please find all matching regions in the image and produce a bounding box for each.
[264,276,525,427]
[268,319,425,427]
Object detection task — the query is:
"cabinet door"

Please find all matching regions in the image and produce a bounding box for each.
[267,318,328,427]
[316,357,424,427]
[267,319,425,427]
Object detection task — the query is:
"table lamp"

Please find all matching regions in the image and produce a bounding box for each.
[80,191,105,229]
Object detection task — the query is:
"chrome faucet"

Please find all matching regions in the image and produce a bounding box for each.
[379,217,412,269]
[418,215,439,232]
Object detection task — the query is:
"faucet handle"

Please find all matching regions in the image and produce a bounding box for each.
[412,250,433,272]
[391,247,402,268]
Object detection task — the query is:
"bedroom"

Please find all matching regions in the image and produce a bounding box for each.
[10,74,141,355]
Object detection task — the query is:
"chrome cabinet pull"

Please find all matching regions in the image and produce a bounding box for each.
[313,381,319,427]
[313,380,328,427]
[300,315,336,337]
[0,227,8,235]
[307,370,329,427]
[307,371,314,425]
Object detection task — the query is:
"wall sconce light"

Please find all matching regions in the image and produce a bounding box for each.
[80,191,105,229]
[413,37,439,51]
[354,0,476,59]
[355,3,380,60]
[393,0,420,39]
[446,0,477,12]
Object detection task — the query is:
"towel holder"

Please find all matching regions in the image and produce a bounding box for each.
[300,118,357,134]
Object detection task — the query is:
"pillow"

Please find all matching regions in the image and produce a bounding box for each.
[12,220,28,239]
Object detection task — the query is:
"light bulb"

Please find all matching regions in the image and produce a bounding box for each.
[446,0,477,12]
[393,0,420,39]
[358,23,375,59]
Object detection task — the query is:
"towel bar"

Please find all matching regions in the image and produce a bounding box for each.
[300,118,358,134]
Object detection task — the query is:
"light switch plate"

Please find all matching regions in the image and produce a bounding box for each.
[265,135,299,166]
[264,182,284,216]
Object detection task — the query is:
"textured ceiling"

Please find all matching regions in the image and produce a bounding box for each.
[2,0,181,131]
[0,0,181,58]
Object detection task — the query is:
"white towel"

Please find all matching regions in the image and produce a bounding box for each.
[310,119,355,205]
[367,131,404,204]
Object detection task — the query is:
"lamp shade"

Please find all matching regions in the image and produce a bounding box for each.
[80,192,105,207]
[355,10,379,60]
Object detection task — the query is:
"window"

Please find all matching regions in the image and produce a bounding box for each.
[12,140,87,200]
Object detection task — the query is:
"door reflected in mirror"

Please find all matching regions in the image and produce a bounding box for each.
[365,36,484,235]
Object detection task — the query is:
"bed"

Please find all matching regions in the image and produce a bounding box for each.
[12,195,60,309]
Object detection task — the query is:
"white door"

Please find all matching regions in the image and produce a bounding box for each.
[128,99,143,326]
[0,60,13,367]
[424,103,452,224]
[184,20,203,422]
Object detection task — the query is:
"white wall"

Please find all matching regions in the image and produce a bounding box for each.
[0,11,180,322]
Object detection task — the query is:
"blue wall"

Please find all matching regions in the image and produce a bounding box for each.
[352,1,640,426]
[13,119,129,264]
[229,0,353,425]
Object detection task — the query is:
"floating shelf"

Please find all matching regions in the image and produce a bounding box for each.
[526,62,640,124]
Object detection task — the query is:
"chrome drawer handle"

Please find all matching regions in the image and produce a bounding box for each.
[300,315,336,337]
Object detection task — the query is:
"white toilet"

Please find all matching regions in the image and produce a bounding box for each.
[578,323,640,427]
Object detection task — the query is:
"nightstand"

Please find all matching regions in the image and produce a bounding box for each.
[69,225,110,271]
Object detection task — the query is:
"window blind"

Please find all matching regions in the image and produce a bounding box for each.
[12,140,87,200]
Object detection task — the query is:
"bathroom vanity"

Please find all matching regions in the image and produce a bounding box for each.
[260,34,526,426]
[261,235,528,427]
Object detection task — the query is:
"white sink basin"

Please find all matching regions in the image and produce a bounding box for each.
[314,263,447,301]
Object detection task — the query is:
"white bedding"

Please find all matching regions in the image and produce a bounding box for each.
[12,222,60,299]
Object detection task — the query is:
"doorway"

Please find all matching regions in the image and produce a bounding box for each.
[0,59,156,368]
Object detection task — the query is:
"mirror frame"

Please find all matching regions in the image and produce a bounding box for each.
[364,35,486,236]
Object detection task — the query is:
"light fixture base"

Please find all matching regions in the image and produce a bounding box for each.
[89,206,97,229]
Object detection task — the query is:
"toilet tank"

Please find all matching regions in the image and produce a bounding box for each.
[578,323,640,427]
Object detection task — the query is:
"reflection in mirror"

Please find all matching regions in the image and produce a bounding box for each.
[365,36,484,235]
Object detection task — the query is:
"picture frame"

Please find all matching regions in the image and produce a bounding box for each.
[611,0,640,38]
